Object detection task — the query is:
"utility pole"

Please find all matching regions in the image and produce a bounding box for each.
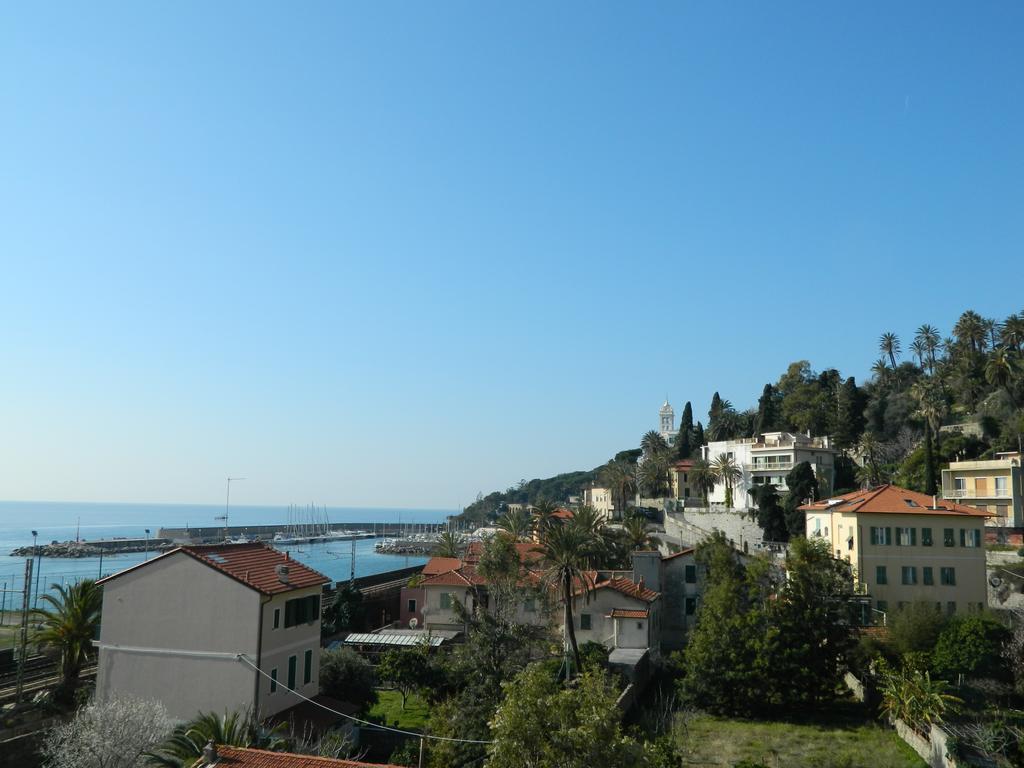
[16,558,33,702]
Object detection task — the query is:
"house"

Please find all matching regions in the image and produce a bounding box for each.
[582,485,616,521]
[630,548,702,650]
[192,744,400,768]
[701,432,838,509]
[669,460,697,503]
[401,542,546,631]
[96,543,329,721]
[801,485,992,618]
[571,575,660,654]
[941,451,1023,533]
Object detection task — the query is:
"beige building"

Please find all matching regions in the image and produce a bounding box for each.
[582,485,616,521]
[801,485,991,619]
[571,576,660,653]
[670,460,697,502]
[96,543,329,721]
[941,452,1023,529]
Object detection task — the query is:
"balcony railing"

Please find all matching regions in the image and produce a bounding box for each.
[944,488,1011,499]
[749,462,794,472]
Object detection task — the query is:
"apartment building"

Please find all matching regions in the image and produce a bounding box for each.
[941,451,1023,529]
[801,485,991,618]
[96,543,329,720]
[582,485,616,521]
[701,432,838,509]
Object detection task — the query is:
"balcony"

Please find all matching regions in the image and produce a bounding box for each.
[943,488,1011,499]
[749,461,794,473]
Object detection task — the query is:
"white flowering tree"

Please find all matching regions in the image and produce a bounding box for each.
[42,696,173,768]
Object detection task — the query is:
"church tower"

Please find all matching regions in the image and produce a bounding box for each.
[659,399,675,443]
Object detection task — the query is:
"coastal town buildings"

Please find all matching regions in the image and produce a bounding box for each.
[571,576,660,653]
[95,543,329,721]
[801,485,992,618]
[669,459,696,502]
[701,432,839,509]
[941,451,1023,531]
[630,548,702,650]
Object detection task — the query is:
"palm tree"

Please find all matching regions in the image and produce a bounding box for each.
[148,709,288,767]
[600,459,637,520]
[32,578,102,700]
[877,663,961,735]
[856,433,883,487]
[496,507,532,541]
[985,348,1018,407]
[879,332,901,370]
[640,430,669,457]
[638,452,671,499]
[954,310,986,353]
[434,529,465,558]
[915,324,941,373]
[1001,313,1024,353]
[712,453,742,508]
[910,339,927,371]
[689,458,716,507]
[621,514,654,551]
[871,358,891,385]
[531,499,561,538]
[983,318,1001,352]
[534,523,600,676]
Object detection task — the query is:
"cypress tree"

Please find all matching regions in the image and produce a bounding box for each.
[693,421,705,452]
[709,392,723,424]
[677,401,695,459]
[924,421,938,496]
[753,384,779,437]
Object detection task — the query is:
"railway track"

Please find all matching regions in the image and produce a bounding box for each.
[0,656,97,703]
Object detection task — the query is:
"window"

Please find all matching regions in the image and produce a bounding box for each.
[636,622,644,630]
[407,599,417,614]
[303,649,313,685]
[995,476,1008,494]
[923,567,934,585]
[943,528,955,547]
[896,527,916,546]
[954,477,966,491]
[580,613,592,630]
[284,594,321,628]
[870,526,893,545]
[901,566,917,585]
[440,592,452,609]
[997,504,1009,518]
[946,601,956,616]
[684,565,697,584]
[875,566,887,585]
[273,608,280,629]
[270,668,278,693]
[961,528,981,548]
[903,499,920,508]
[940,567,956,586]
[877,600,888,613]
[287,655,297,689]
[921,528,933,547]
[685,597,697,616]
[847,535,854,551]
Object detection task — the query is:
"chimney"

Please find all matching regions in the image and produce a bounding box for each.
[202,740,218,765]
[276,564,290,584]
[933,495,938,509]
[637,576,645,591]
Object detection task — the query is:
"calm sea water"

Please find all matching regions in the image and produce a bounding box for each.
[0,501,451,611]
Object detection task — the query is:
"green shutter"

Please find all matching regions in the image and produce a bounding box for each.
[304,649,313,684]
[287,655,297,689]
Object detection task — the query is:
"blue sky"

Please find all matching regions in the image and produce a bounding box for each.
[1,3,1022,509]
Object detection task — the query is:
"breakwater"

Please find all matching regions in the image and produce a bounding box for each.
[10,538,174,558]
[158,522,443,543]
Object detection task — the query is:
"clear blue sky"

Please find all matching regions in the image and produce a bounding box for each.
[1,3,1022,509]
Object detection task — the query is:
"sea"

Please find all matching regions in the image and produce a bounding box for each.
[0,500,452,612]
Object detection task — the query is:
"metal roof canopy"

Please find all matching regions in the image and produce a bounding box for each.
[339,633,447,647]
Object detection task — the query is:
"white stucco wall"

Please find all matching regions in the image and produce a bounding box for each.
[97,552,261,721]
[258,587,323,718]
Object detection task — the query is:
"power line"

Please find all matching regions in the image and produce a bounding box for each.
[235,654,494,745]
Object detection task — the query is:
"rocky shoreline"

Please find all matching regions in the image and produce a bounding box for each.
[9,541,175,558]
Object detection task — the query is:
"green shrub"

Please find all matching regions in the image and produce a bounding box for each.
[932,615,1010,679]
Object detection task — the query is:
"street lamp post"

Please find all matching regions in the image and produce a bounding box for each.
[31,530,39,609]
[144,529,151,561]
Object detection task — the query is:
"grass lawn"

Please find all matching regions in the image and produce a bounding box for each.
[675,704,926,768]
[368,689,431,731]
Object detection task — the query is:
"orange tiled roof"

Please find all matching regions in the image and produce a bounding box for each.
[200,745,400,768]
[551,508,575,519]
[464,541,544,565]
[421,557,463,575]
[608,608,649,619]
[799,484,993,518]
[573,573,659,603]
[98,543,330,595]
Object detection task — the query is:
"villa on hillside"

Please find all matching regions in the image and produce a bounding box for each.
[801,485,992,619]
[941,451,1024,538]
[701,432,838,510]
[96,543,329,721]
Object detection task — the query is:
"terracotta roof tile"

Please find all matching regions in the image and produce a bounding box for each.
[421,557,463,575]
[799,484,993,518]
[98,543,330,595]
[573,574,659,603]
[608,608,649,619]
[200,745,400,768]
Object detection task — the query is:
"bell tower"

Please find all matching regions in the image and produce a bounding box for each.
[659,399,675,441]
